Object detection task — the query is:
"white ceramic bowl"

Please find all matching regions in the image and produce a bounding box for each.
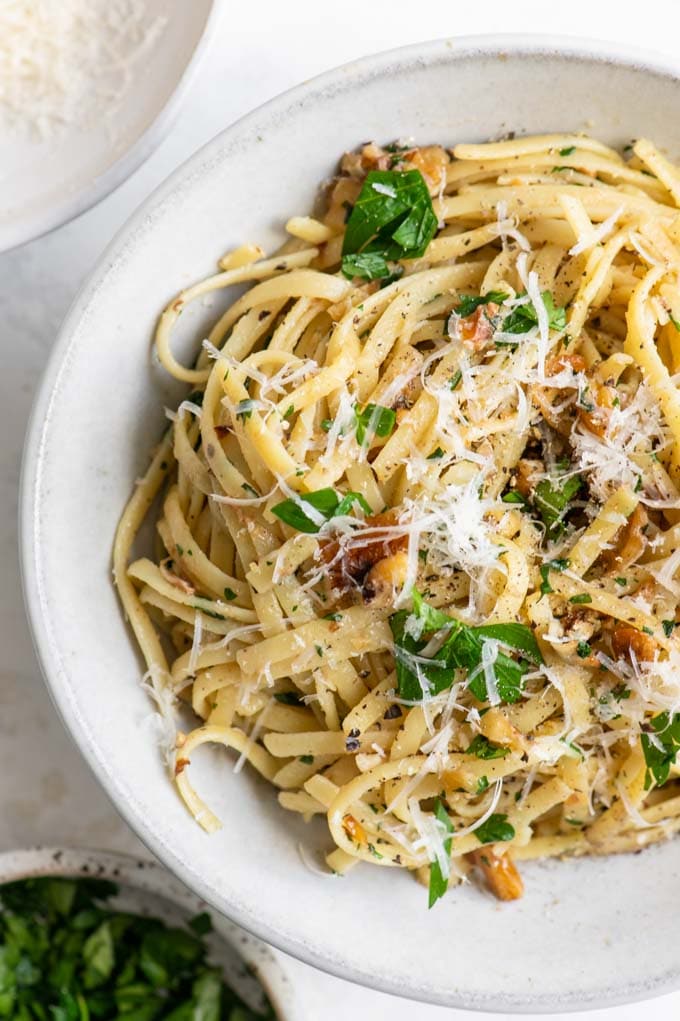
[0,1,219,254]
[21,35,680,1012]
[0,847,301,1020]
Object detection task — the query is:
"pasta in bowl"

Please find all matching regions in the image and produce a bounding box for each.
[115,130,680,909]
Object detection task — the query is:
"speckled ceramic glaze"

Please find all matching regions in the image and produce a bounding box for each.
[20,36,680,1012]
[0,848,301,1020]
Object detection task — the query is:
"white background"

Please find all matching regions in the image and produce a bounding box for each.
[2,1,680,1017]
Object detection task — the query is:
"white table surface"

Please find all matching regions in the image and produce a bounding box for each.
[2,1,680,1017]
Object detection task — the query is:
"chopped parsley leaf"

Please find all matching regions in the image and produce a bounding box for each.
[455,290,508,318]
[341,169,438,281]
[428,798,454,908]
[466,735,509,760]
[474,814,515,845]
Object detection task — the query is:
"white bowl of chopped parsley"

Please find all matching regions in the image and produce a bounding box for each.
[0,847,301,1020]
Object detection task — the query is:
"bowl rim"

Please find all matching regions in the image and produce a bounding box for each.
[0,846,302,1021]
[19,32,680,1012]
[0,0,221,255]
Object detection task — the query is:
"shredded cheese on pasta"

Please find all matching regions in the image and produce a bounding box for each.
[114,133,680,904]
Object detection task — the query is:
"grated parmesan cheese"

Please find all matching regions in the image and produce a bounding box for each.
[0,0,167,139]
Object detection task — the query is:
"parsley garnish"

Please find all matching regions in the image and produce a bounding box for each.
[474,814,516,844]
[615,577,628,587]
[502,490,529,507]
[466,735,510,760]
[390,590,542,703]
[476,775,490,795]
[427,447,445,460]
[576,641,592,659]
[539,558,570,596]
[449,369,462,390]
[271,488,371,533]
[428,799,454,908]
[235,398,257,421]
[342,252,393,281]
[224,587,237,601]
[354,403,396,446]
[642,712,680,788]
[341,169,438,281]
[663,620,677,638]
[559,145,576,156]
[501,291,567,335]
[0,878,272,1020]
[455,290,509,318]
[569,593,592,605]
[534,473,582,537]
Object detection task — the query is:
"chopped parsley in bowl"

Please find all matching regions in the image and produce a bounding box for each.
[0,875,275,1020]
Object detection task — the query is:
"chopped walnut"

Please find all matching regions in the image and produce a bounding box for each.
[320,511,408,597]
[339,142,448,195]
[468,849,524,901]
[599,505,648,572]
[611,626,657,663]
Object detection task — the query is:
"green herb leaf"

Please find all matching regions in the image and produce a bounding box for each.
[576,641,592,659]
[334,491,372,517]
[539,557,570,595]
[410,588,456,637]
[501,291,567,335]
[192,969,223,1021]
[502,490,529,506]
[188,913,213,937]
[428,799,454,908]
[391,592,541,703]
[449,369,462,390]
[342,169,438,277]
[559,145,576,156]
[235,399,257,421]
[82,922,115,988]
[354,403,396,446]
[271,487,372,532]
[427,446,445,460]
[455,291,509,318]
[341,251,391,281]
[474,813,516,844]
[343,169,438,267]
[663,619,677,638]
[534,473,582,537]
[642,712,680,788]
[271,488,367,533]
[0,878,273,1021]
[466,735,510,760]
[569,593,592,605]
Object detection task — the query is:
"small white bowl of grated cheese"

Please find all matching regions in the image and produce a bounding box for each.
[0,0,219,253]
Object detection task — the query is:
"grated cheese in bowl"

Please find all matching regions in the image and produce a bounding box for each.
[0,0,167,139]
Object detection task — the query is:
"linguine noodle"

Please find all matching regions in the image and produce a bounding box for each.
[115,133,680,904]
